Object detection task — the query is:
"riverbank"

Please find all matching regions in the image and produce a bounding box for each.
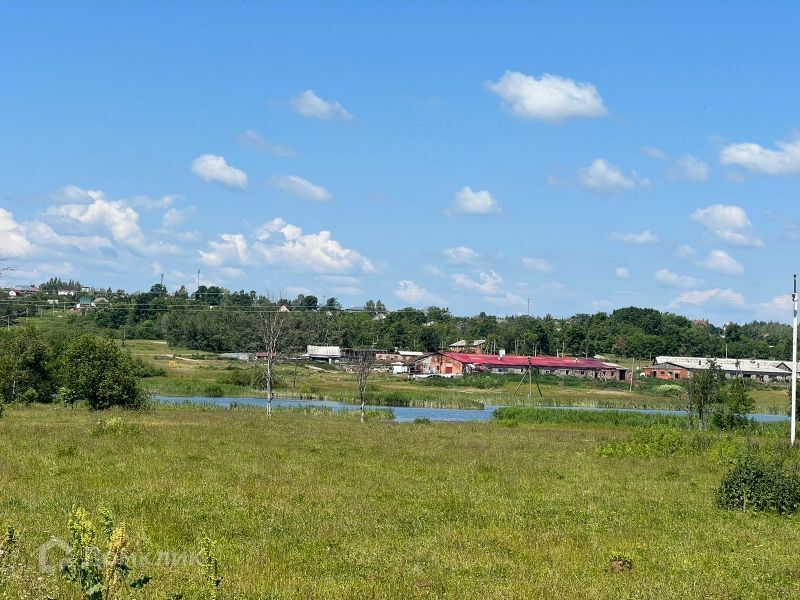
[2,403,799,598]
[122,339,792,414]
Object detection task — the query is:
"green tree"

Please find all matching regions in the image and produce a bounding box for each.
[0,324,55,403]
[713,377,755,430]
[687,359,725,428]
[59,334,148,409]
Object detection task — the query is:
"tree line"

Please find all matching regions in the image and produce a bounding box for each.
[1,282,796,360]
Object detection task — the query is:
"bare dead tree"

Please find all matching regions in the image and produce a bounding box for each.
[258,305,290,418]
[353,349,375,422]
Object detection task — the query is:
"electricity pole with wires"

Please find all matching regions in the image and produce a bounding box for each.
[792,274,798,446]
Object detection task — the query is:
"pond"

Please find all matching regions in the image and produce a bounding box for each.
[154,395,789,424]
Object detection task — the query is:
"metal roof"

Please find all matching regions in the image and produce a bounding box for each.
[654,356,792,375]
[430,352,621,370]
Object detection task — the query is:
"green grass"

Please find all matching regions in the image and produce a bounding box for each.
[3,404,800,597]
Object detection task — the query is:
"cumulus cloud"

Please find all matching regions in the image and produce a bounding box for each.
[674,244,696,258]
[720,134,800,175]
[447,186,500,215]
[699,249,744,276]
[610,230,659,244]
[236,129,296,158]
[655,268,701,288]
[671,288,745,307]
[485,71,607,122]
[670,154,709,182]
[191,154,248,189]
[0,209,33,257]
[578,159,649,194]
[253,218,373,273]
[521,257,554,273]
[199,233,249,267]
[394,280,443,306]
[162,207,195,228]
[754,294,793,319]
[443,246,480,264]
[290,90,353,121]
[691,204,763,247]
[614,267,630,279]
[25,221,112,252]
[269,175,332,202]
[47,192,148,251]
[451,269,503,294]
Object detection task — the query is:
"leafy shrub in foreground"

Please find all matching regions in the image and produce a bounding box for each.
[717,453,800,514]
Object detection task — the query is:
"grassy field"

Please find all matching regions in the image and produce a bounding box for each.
[120,339,793,414]
[1,404,799,598]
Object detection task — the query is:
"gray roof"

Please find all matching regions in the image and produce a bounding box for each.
[654,356,793,375]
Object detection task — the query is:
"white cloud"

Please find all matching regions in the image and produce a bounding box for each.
[290,90,353,121]
[199,233,249,267]
[655,268,701,288]
[190,154,248,189]
[699,249,744,276]
[754,294,793,319]
[521,257,554,273]
[451,269,503,294]
[671,155,709,182]
[47,193,148,251]
[443,246,480,264]
[394,280,443,306]
[485,71,607,122]
[691,204,763,247]
[269,175,332,202]
[162,207,195,228]
[610,230,659,244]
[674,244,696,258]
[720,135,800,175]
[485,291,527,307]
[253,218,374,274]
[423,264,446,277]
[614,267,630,279]
[642,146,668,160]
[447,186,500,215]
[25,221,112,252]
[0,209,33,257]
[578,159,649,194]
[236,129,296,158]
[672,288,745,307]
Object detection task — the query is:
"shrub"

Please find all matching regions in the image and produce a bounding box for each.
[653,384,685,397]
[716,453,800,514]
[204,384,225,398]
[129,357,167,378]
[59,334,149,410]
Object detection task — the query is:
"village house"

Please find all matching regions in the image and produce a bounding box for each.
[448,339,486,353]
[6,285,40,297]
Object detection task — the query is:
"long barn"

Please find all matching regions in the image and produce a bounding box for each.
[414,352,627,380]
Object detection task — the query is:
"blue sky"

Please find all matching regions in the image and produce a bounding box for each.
[1,2,799,323]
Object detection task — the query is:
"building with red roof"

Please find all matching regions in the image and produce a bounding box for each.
[414,352,627,380]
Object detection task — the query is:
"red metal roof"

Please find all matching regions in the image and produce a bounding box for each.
[440,352,615,370]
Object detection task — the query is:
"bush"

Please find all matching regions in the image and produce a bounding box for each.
[129,357,167,378]
[717,453,800,514]
[204,384,225,397]
[59,334,149,410]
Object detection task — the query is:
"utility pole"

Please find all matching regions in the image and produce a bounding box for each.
[527,296,530,317]
[792,274,798,446]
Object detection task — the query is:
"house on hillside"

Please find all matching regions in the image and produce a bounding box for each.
[6,285,40,297]
[448,339,486,353]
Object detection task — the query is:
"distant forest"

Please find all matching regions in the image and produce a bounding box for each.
[1,281,795,361]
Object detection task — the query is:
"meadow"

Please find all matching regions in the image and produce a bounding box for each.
[1,403,799,598]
